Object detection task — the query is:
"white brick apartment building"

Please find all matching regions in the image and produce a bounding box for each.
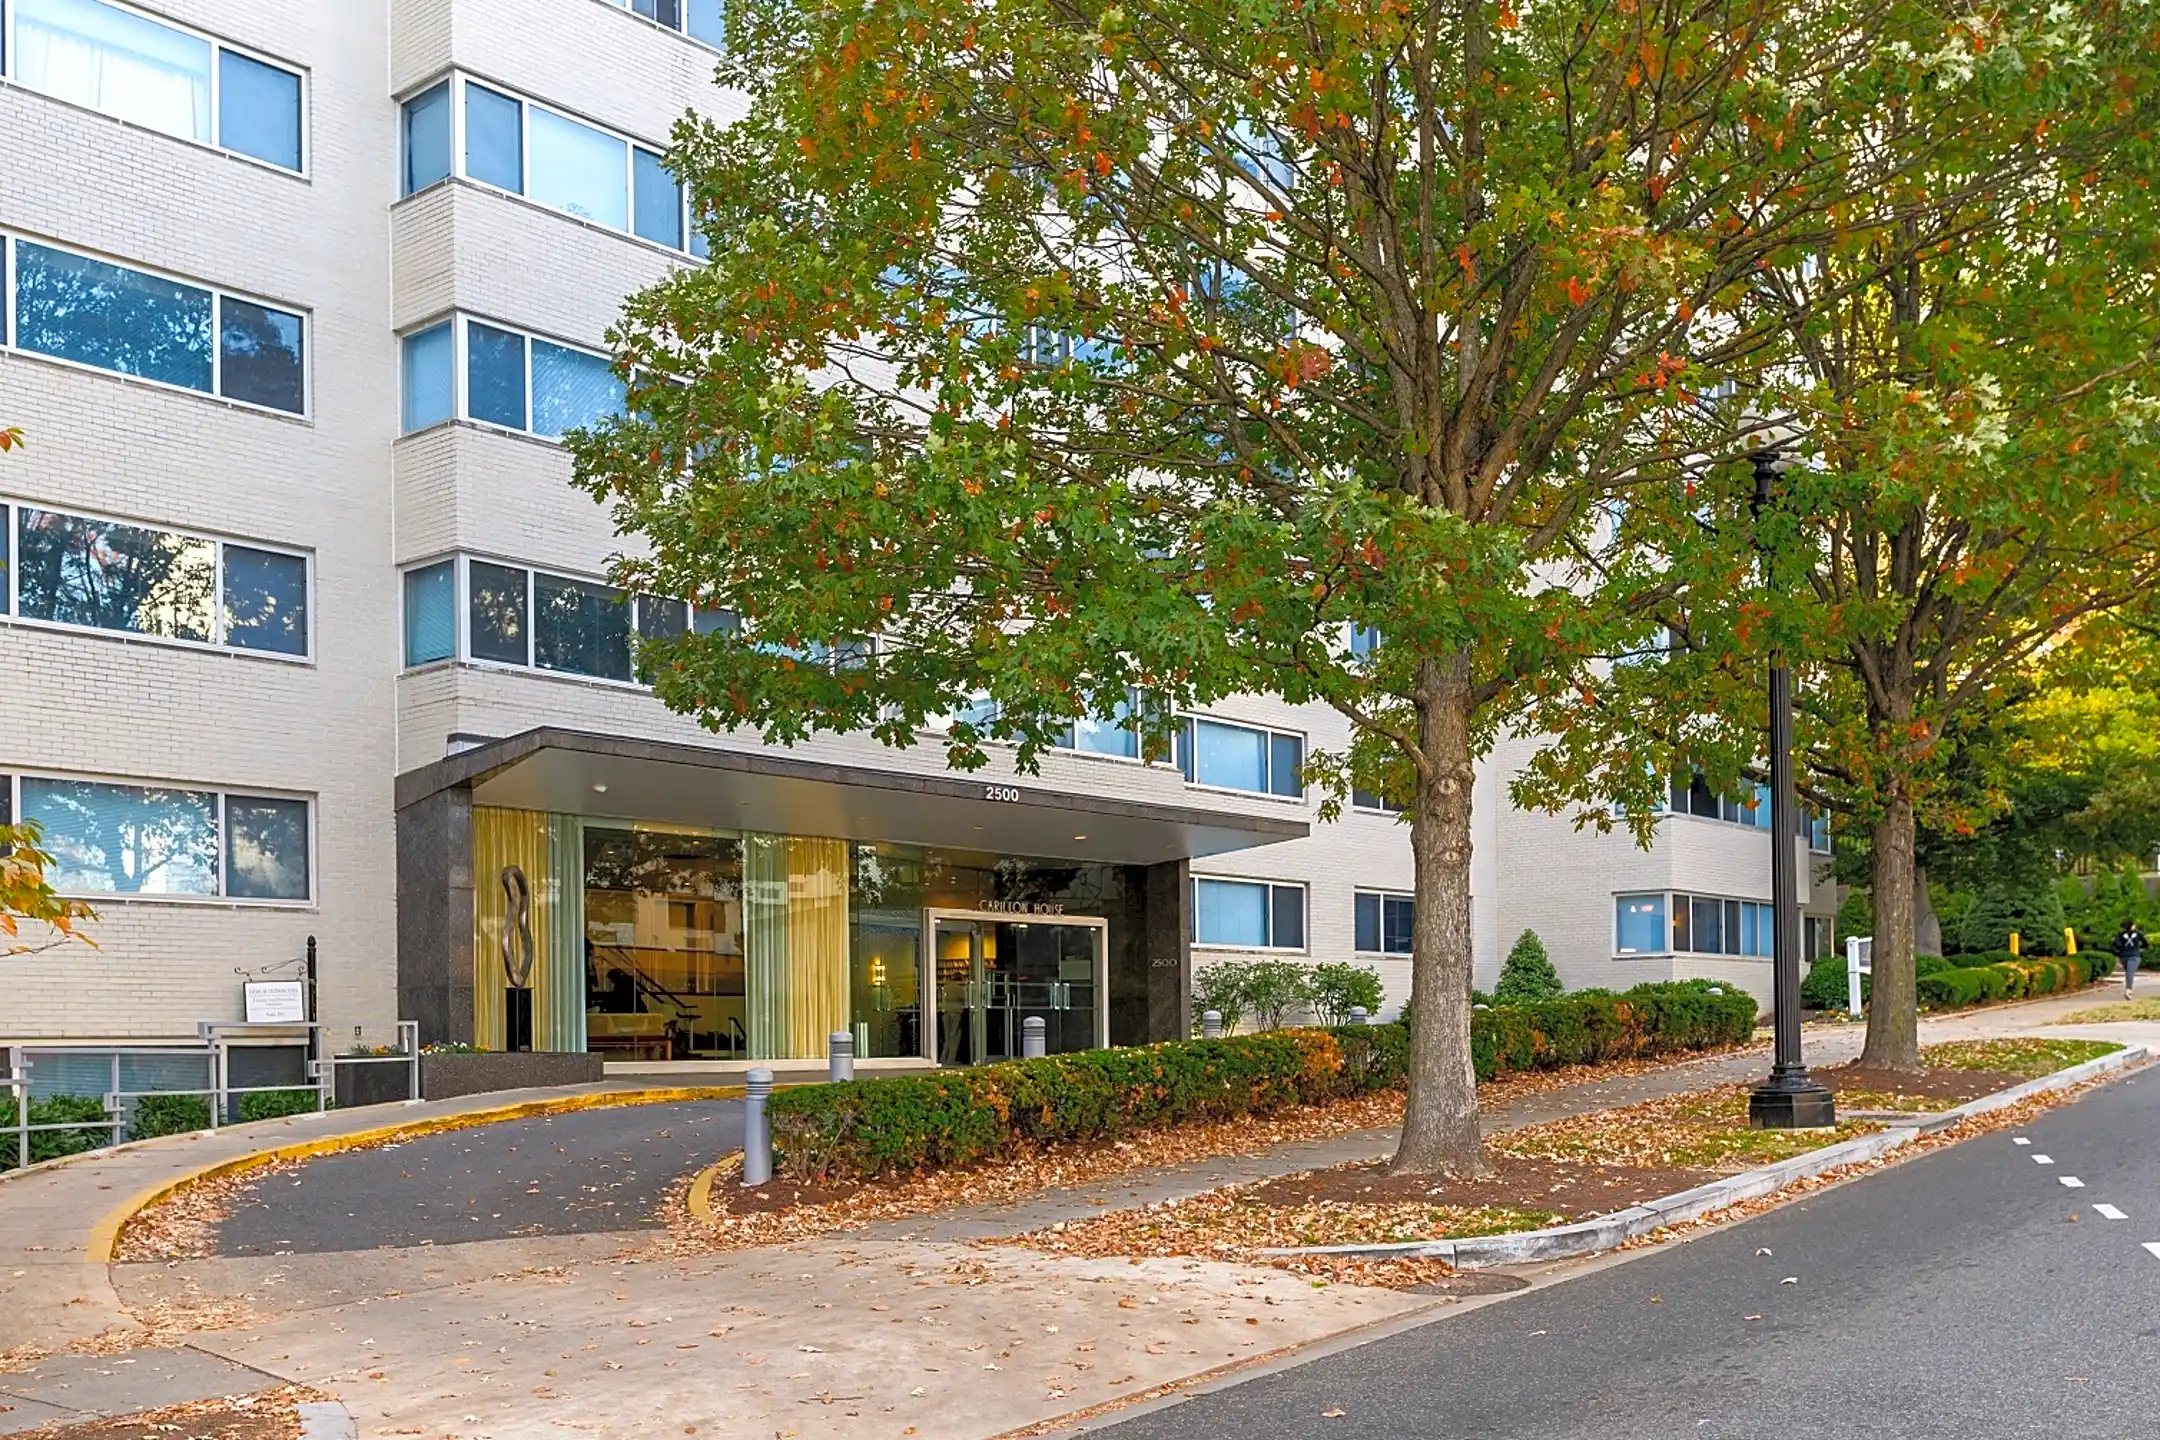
[0,0,1833,1090]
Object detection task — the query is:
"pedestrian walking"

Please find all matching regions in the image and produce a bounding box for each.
[2115,920,2146,997]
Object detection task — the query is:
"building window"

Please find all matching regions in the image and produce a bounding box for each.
[399,73,704,256]
[603,0,726,47]
[2,502,310,658]
[1193,877,1305,950]
[1615,894,1668,955]
[1177,717,1303,798]
[403,554,720,683]
[3,236,305,414]
[1054,689,1143,759]
[1616,890,1781,957]
[12,774,311,901]
[1805,915,1833,961]
[1353,783,1406,815]
[5,0,305,170]
[399,314,622,441]
[1348,624,1381,659]
[402,561,454,665]
[1354,890,1413,955]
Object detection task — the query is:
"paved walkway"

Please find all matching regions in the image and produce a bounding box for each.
[3,985,2151,1438]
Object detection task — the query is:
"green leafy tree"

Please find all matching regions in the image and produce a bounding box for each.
[1494,930,1563,1003]
[575,0,2090,1169]
[1957,885,2070,957]
[1526,22,2160,1069]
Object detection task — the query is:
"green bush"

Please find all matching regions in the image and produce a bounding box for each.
[1958,886,2069,956]
[1242,960,1313,1030]
[1307,962,1385,1025]
[1802,955,1855,1010]
[0,1094,114,1171]
[1934,888,1978,953]
[1191,961,1250,1034]
[127,1093,212,1141]
[769,981,1757,1183]
[237,1088,320,1122]
[1494,930,1564,1003]
[1917,953,2100,1010]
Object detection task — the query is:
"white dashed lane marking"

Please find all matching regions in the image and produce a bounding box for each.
[2145,1243,2160,1261]
[2013,1138,2032,1146]
[2094,1205,2127,1221]
[2034,1155,2055,1165]
[2061,1177,2086,1189]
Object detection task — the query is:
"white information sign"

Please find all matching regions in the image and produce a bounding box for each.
[243,980,307,1025]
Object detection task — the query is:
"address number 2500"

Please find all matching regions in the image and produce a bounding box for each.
[983,784,1023,803]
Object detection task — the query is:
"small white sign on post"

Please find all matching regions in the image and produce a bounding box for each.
[1846,936,1873,1018]
[243,980,307,1025]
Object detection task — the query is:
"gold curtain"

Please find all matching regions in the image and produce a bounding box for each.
[471,806,552,1051]
[785,837,850,1057]
[743,834,790,1059]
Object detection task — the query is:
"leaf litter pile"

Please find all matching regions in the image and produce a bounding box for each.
[5,1386,321,1440]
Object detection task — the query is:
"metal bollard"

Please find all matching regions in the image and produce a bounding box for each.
[1348,1006,1368,1026]
[828,1030,855,1083]
[741,1067,773,1187]
[1201,1010,1223,1040]
[1021,1016,1047,1060]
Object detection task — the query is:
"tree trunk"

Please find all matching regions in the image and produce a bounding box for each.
[1913,863,1942,958]
[1860,794,1922,1070]
[1392,650,1486,1177]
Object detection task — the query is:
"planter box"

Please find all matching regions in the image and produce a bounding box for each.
[419,1050,603,1102]
[333,1061,417,1110]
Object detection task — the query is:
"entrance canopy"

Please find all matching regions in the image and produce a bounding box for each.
[395,727,1306,866]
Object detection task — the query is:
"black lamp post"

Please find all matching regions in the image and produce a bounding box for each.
[1748,446,1836,1130]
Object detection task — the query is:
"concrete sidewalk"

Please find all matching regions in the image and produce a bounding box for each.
[0,1079,746,1362]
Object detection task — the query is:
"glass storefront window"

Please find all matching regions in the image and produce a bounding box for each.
[582,827,744,1061]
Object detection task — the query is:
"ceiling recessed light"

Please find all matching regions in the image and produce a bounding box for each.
[591,783,609,794]
[1072,834,1089,841]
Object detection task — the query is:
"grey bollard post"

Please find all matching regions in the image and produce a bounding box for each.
[1021,1016,1047,1060]
[1348,1006,1369,1026]
[1201,1009,1223,1040]
[741,1067,773,1187]
[828,1030,855,1083]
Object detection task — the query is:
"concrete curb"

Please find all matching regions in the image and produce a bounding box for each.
[1261,1044,2149,1268]
[82,1085,744,1264]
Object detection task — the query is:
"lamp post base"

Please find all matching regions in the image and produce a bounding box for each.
[1748,1074,1837,1130]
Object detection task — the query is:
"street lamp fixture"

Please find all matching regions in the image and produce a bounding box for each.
[1747,443,1836,1130]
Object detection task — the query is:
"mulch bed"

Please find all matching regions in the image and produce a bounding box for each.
[1813,1061,2023,1109]
[1241,1153,1720,1221]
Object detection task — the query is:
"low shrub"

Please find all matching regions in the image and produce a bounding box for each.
[1306,962,1385,1026]
[1803,954,1954,1011]
[768,981,1756,1183]
[1917,953,2100,1010]
[127,1093,212,1141]
[238,1088,320,1123]
[0,1094,114,1171]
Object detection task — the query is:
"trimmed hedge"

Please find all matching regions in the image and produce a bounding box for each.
[767,981,1756,1183]
[128,1093,212,1141]
[0,1094,112,1171]
[238,1088,320,1122]
[1917,953,2104,1009]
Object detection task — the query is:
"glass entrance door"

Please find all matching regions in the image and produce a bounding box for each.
[928,913,1105,1065]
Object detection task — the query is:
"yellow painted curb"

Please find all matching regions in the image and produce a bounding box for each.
[684,1153,744,1223]
[87,1085,743,1265]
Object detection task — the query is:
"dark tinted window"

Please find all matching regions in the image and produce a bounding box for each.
[219,297,305,412]
[13,242,214,392]
[225,795,309,900]
[534,573,631,681]
[468,561,529,664]
[15,509,214,641]
[221,545,308,655]
[466,323,527,429]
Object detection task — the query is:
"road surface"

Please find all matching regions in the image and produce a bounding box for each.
[1095,1070,2160,1440]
